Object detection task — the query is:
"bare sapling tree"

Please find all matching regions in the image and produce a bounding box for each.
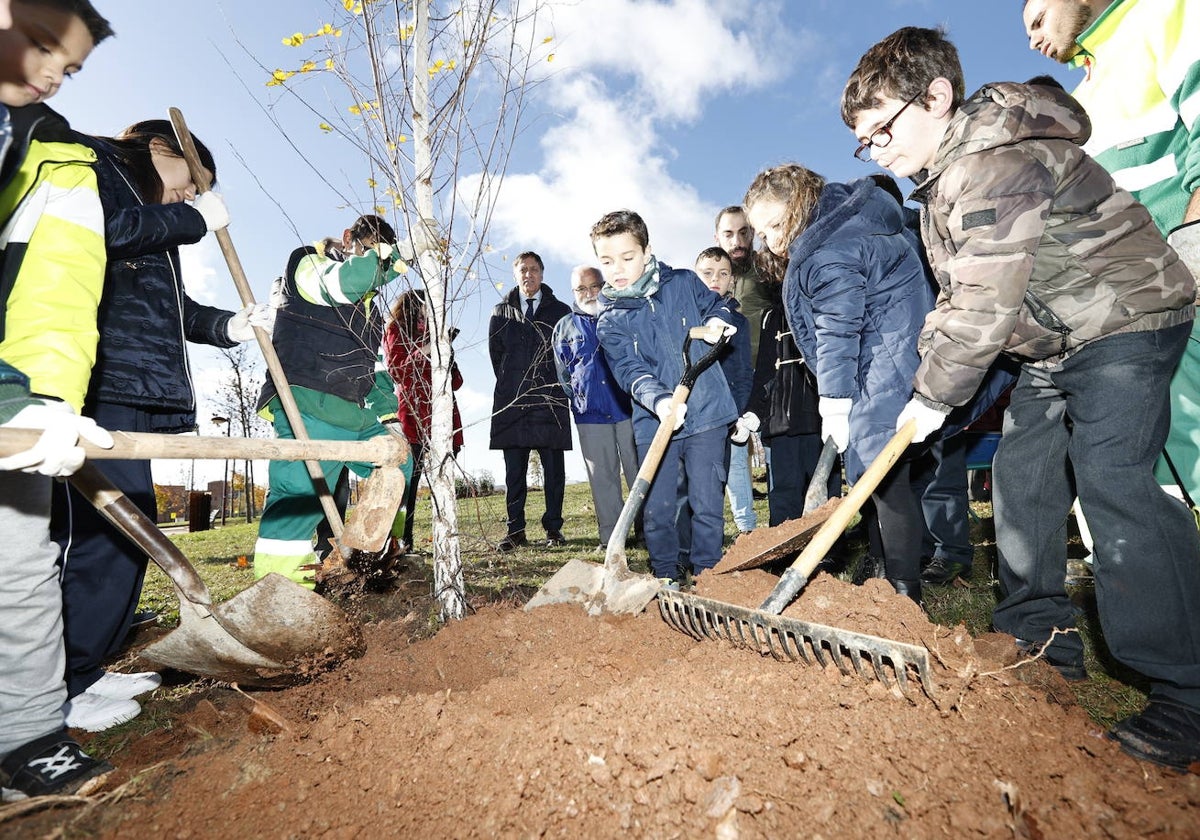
[257,0,553,620]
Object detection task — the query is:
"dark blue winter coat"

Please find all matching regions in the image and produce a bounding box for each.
[552,305,633,425]
[597,262,737,446]
[488,285,572,450]
[73,133,237,433]
[783,179,934,480]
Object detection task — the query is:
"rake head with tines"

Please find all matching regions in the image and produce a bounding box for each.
[658,590,936,700]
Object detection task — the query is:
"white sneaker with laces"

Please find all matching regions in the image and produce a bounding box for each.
[63,693,141,732]
[86,670,162,700]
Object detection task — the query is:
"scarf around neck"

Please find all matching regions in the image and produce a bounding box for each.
[604,256,660,299]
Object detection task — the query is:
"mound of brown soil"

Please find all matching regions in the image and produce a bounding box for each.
[7,572,1198,838]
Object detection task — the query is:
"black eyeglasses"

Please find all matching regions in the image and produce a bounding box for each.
[853,86,928,162]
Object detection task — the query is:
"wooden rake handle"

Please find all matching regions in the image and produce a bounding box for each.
[168,107,345,542]
[759,419,917,614]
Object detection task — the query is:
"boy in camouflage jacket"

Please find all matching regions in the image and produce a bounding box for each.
[842,26,1200,772]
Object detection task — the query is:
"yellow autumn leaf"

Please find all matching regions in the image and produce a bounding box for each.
[318,122,333,132]
[348,103,361,115]
[299,60,316,73]
[397,135,408,142]
[547,53,555,62]
[542,36,553,44]
[374,205,387,215]
[325,58,335,69]
[447,59,457,70]
[282,32,305,47]
[367,178,377,188]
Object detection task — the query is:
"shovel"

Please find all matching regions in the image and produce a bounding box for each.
[69,462,364,687]
[712,437,841,574]
[658,421,936,698]
[525,326,730,616]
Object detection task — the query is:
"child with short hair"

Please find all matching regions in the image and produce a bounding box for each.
[694,246,756,534]
[842,25,1200,771]
[593,210,736,586]
[0,0,118,799]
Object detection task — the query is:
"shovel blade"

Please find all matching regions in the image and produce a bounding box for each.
[214,573,365,668]
[525,558,662,616]
[143,598,292,687]
[143,575,365,688]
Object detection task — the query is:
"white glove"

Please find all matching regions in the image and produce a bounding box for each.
[818,396,852,454]
[731,412,760,444]
[375,241,395,261]
[0,401,113,477]
[192,191,230,232]
[655,397,687,431]
[227,303,276,342]
[1168,220,1200,282]
[702,317,736,344]
[895,397,950,444]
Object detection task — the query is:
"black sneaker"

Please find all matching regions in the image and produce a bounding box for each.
[850,554,885,586]
[0,731,113,799]
[545,531,566,548]
[921,557,970,586]
[1108,698,1200,772]
[497,532,527,552]
[130,610,158,629]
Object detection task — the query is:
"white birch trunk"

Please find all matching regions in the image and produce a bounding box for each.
[413,0,466,621]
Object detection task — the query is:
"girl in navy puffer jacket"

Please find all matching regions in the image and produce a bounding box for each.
[745,166,934,604]
[52,121,259,717]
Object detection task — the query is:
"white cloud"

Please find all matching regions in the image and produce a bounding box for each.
[471,0,801,272]
[548,0,793,120]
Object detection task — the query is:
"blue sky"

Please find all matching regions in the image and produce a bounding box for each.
[53,1,1076,486]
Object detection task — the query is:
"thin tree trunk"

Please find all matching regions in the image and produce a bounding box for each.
[414,0,465,621]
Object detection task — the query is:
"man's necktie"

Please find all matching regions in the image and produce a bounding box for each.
[525,298,535,319]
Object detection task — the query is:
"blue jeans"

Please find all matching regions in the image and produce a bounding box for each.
[725,438,756,532]
[992,323,1200,705]
[643,426,728,579]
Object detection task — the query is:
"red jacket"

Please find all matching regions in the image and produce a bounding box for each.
[382,319,464,451]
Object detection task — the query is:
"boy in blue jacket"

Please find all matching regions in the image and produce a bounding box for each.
[695,246,757,534]
[593,210,737,587]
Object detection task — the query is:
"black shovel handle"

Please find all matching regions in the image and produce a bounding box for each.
[802,438,839,515]
[680,325,730,389]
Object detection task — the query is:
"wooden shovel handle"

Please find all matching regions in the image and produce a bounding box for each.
[168,107,345,542]
[0,428,407,466]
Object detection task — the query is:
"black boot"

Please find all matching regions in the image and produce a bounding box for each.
[890,577,922,605]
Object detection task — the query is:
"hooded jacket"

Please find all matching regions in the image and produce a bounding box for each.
[488,284,572,450]
[596,262,737,445]
[0,106,104,412]
[74,133,236,432]
[551,303,633,425]
[909,82,1195,410]
[783,179,934,480]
